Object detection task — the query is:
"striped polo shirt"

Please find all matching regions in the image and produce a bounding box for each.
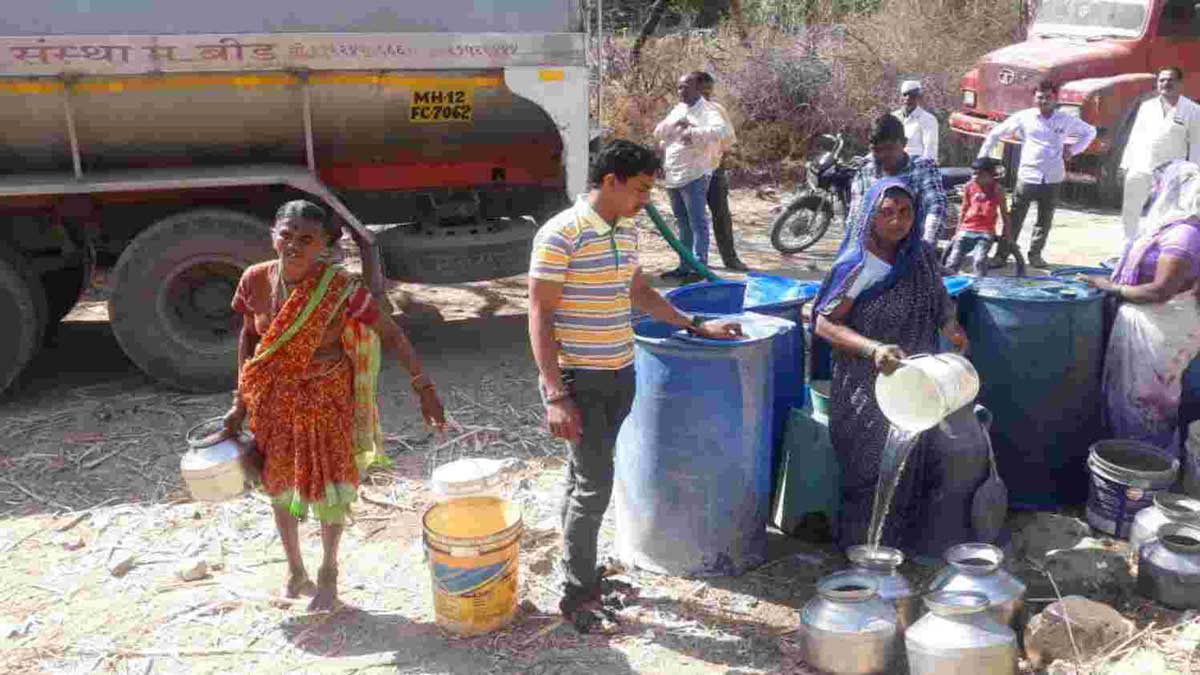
[529,197,640,370]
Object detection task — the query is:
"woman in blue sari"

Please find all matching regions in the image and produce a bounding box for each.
[813,177,975,555]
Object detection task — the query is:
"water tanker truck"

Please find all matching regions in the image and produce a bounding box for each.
[949,0,1200,197]
[0,0,588,392]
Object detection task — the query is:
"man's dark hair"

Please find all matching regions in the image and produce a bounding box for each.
[1160,66,1185,80]
[694,71,715,87]
[275,199,340,244]
[869,114,906,145]
[971,156,1001,174]
[1035,79,1059,95]
[588,140,662,187]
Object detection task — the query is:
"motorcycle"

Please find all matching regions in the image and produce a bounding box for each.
[769,133,860,254]
[769,132,976,255]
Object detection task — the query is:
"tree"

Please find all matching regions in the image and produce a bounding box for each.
[631,0,671,64]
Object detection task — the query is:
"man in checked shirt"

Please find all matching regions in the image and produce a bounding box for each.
[847,114,948,248]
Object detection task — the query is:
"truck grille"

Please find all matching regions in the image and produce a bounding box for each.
[978,64,1044,116]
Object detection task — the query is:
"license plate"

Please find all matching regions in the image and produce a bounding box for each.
[410,88,474,123]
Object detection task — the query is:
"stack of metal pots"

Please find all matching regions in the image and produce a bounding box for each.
[801,571,899,674]
[845,545,918,631]
[1137,523,1200,609]
[926,543,1026,629]
[906,590,1018,674]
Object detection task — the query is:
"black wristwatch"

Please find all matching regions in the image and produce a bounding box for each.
[685,314,704,334]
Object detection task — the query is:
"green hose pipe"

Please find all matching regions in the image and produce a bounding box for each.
[644,203,722,282]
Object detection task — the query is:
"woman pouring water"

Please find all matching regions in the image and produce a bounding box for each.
[813,177,975,555]
[1084,160,1200,454]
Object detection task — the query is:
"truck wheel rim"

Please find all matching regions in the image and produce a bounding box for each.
[156,255,243,356]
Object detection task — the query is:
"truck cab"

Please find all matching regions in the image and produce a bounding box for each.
[950,0,1200,196]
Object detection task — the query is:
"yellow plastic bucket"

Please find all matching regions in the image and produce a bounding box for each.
[422,496,523,636]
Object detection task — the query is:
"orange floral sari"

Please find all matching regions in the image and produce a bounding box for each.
[240,264,380,523]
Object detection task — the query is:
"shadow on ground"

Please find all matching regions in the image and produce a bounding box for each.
[281,607,638,673]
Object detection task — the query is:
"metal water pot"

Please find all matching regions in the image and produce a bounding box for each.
[926,543,1026,629]
[1130,493,1200,564]
[906,591,1018,675]
[181,417,258,502]
[846,545,918,631]
[801,571,899,674]
[1137,523,1200,609]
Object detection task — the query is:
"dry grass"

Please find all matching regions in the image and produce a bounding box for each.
[601,0,1023,182]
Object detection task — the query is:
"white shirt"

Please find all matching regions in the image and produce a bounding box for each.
[1120,95,1200,173]
[894,106,939,162]
[979,108,1097,185]
[708,99,737,167]
[847,253,892,298]
[653,97,733,188]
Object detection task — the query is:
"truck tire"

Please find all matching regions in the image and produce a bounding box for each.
[377,217,538,283]
[108,210,273,392]
[0,246,48,393]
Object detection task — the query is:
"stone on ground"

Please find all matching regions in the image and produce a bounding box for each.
[1011,516,1135,606]
[1012,513,1091,564]
[175,557,209,582]
[1024,596,1134,668]
[108,553,137,578]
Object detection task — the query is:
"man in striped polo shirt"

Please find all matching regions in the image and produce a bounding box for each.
[529,140,742,632]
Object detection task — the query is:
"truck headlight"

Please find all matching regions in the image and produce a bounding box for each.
[963,90,976,108]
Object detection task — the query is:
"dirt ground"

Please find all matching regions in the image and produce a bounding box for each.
[1,188,1190,674]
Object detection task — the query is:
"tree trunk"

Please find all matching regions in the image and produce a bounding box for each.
[728,0,749,42]
[631,0,670,65]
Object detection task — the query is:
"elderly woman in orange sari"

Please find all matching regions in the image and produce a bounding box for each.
[222,200,446,611]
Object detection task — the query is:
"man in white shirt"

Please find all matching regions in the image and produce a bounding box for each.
[979,80,1097,268]
[1119,67,1200,243]
[894,80,939,163]
[653,71,733,281]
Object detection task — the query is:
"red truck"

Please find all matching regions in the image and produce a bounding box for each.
[950,0,1199,197]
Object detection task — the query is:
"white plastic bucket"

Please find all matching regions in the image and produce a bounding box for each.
[875,353,980,432]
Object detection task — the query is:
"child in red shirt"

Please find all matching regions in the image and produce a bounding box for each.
[944,157,1013,276]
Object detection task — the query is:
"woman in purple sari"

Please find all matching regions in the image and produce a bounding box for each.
[813,177,972,554]
[1085,160,1200,455]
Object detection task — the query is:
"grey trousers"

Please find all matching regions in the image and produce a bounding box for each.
[707,167,741,267]
[557,367,636,604]
[997,181,1060,259]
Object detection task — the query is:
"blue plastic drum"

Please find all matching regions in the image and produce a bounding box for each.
[959,276,1106,507]
[614,313,785,576]
[666,277,818,485]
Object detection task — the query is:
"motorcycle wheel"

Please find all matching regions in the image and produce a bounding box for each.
[770,193,834,254]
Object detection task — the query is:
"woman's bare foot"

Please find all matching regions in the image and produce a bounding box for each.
[308,565,338,611]
[285,571,316,599]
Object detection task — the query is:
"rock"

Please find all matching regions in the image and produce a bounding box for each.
[1015,543,1135,606]
[175,558,208,582]
[108,553,136,578]
[1024,596,1134,668]
[1012,513,1091,564]
[518,599,541,615]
